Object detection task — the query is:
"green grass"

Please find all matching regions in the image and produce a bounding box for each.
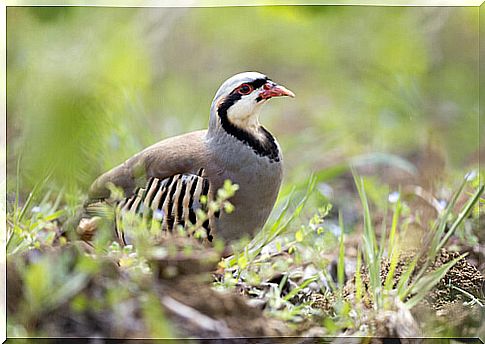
[352,172,483,311]
[6,167,484,338]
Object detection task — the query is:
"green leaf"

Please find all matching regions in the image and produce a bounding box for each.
[295,229,304,242]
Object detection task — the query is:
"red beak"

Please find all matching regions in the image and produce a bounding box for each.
[259,82,295,100]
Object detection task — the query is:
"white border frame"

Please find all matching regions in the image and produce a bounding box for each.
[1,2,483,343]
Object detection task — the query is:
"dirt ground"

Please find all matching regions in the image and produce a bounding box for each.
[7,239,484,340]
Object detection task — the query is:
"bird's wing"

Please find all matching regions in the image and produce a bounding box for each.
[113,172,214,244]
[88,130,208,200]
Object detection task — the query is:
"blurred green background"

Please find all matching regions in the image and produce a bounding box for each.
[6,6,480,197]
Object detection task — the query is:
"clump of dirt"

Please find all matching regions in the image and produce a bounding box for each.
[306,292,336,315]
[337,248,484,337]
[409,250,485,337]
[342,248,483,310]
[163,276,288,337]
[422,249,484,310]
[7,240,289,338]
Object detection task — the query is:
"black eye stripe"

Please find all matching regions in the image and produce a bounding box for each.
[230,77,269,95]
[248,77,269,90]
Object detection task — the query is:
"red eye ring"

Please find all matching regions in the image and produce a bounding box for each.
[237,84,253,95]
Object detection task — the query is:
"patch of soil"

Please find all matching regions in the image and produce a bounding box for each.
[423,249,484,310]
[342,249,484,309]
[7,241,289,338]
[338,248,484,337]
[163,276,288,337]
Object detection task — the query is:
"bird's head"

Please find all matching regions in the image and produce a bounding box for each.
[209,72,294,136]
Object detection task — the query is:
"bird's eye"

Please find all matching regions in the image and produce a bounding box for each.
[237,84,253,95]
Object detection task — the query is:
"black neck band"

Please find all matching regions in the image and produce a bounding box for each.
[217,81,280,163]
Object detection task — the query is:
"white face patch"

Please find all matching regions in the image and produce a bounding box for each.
[226,91,267,137]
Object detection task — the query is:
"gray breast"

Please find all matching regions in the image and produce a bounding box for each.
[206,132,283,241]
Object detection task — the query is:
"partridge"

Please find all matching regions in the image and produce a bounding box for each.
[85,72,295,242]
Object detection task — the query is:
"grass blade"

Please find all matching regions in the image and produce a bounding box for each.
[283,275,318,302]
[396,254,419,299]
[384,194,402,291]
[410,182,483,293]
[405,253,467,308]
[388,193,401,259]
[450,285,484,307]
[338,212,346,295]
[355,247,363,304]
[429,178,467,259]
[353,172,381,308]
[384,244,400,292]
[437,184,484,251]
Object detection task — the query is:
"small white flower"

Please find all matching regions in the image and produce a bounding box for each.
[388,191,400,203]
[465,170,477,182]
[437,199,447,212]
[318,183,334,199]
[153,209,164,221]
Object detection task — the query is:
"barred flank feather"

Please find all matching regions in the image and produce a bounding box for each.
[114,172,213,242]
